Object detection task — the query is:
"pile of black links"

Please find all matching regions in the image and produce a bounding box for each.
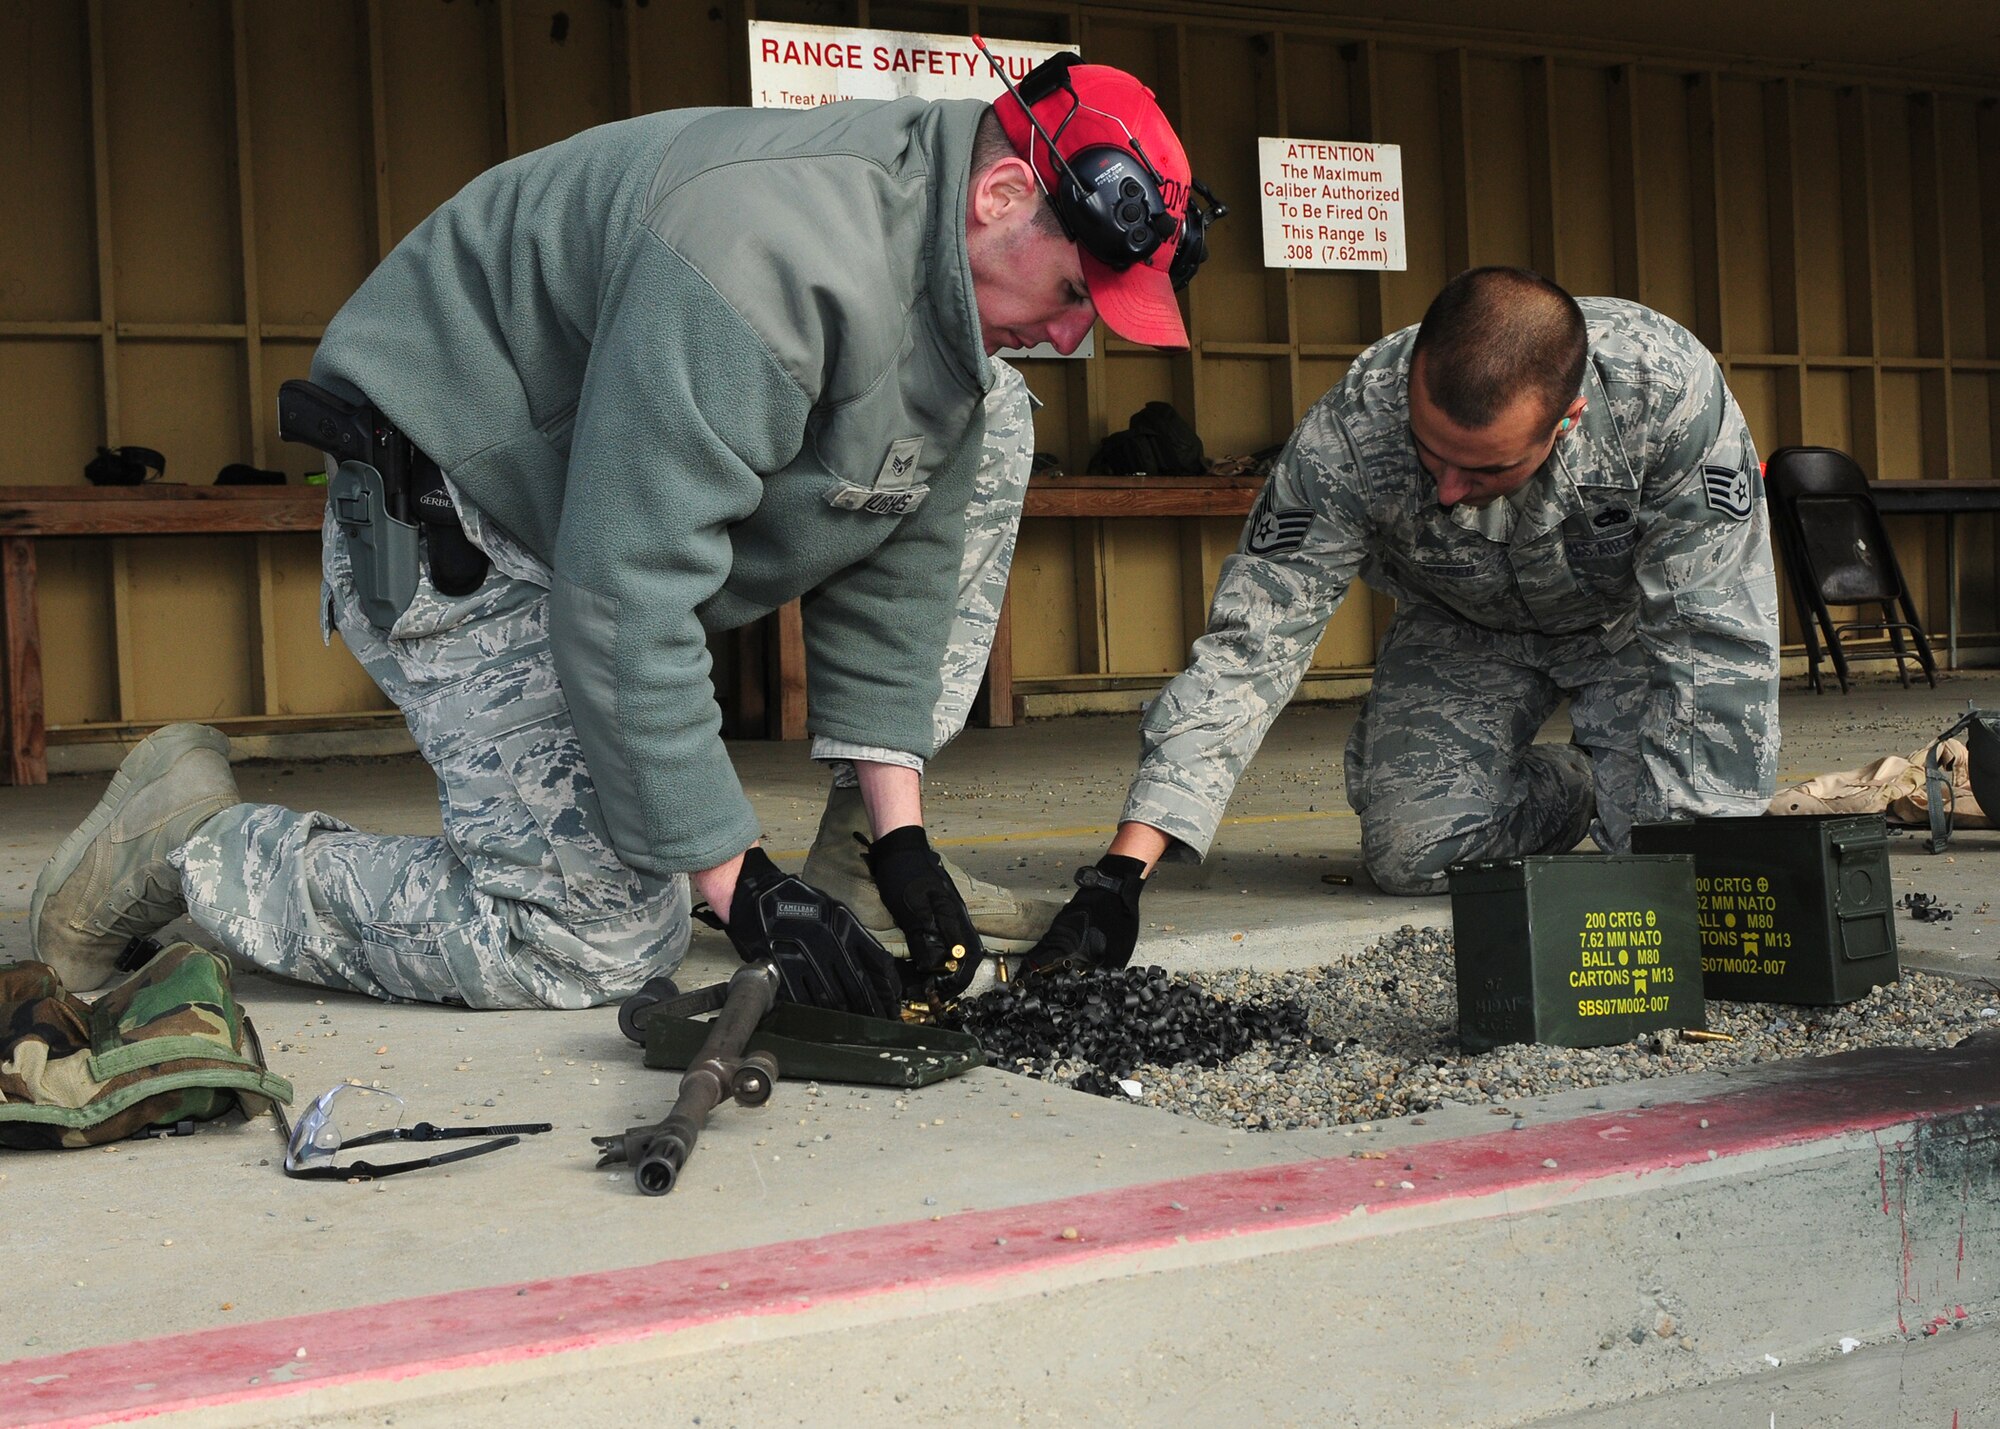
[1898,891,1955,924]
[944,965,1316,1098]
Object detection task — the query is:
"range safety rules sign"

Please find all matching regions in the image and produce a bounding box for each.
[1257,138,1406,271]
[747,20,1087,359]
[748,21,1073,109]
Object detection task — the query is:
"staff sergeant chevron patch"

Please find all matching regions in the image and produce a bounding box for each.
[1246,498,1314,556]
[1701,464,1753,520]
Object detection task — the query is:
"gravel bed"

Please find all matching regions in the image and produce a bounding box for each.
[960,926,2000,1132]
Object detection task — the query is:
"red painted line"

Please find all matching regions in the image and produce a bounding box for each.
[8,1036,1998,1427]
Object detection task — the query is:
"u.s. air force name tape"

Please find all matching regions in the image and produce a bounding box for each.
[826,482,929,515]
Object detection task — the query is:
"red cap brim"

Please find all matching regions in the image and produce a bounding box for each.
[1082,250,1188,350]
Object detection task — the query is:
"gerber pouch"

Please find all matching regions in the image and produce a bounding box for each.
[0,942,292,1150]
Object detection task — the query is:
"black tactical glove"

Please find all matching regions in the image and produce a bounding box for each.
[701,848,903,1019]
[864,824,983,999]
[1020,854,1148,977]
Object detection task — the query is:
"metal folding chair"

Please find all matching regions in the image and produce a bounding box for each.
[1763,446,1938,694]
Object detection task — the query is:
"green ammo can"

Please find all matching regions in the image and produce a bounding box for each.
[1447,854,1706,1054]
[1629,814,1899,1004]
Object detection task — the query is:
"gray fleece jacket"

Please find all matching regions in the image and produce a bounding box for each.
[312,99,994,875]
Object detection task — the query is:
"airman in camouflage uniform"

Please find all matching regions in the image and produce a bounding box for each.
[165,369,1038,1009]
[1122,293,1780,895]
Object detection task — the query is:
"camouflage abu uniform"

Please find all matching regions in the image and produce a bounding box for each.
[171,367,1034,1009]
[1123,299,1780,894]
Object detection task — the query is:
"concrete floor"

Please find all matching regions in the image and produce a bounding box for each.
[4,669,2000,1426]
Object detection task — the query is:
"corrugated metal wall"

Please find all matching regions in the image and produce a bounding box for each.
[2,0,1996,741]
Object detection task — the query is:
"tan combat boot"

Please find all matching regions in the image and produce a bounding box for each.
[800,783,1065,971]
[31,723,240,991]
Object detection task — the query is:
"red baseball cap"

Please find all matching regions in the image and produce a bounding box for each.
[993,62,1192,350]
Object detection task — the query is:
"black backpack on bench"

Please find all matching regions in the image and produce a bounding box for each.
[1088,402,1206,477]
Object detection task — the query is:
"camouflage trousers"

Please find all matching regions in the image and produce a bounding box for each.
[172,370,1034,1009]
[1342,603,1648,896]
[174,501,689,1009]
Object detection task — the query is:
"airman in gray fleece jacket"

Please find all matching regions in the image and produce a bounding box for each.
[29,65,1213,1010]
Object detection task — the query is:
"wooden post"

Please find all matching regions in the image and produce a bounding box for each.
[4,539,47,785]
[767,598,807,741]
[983,589,1015,728]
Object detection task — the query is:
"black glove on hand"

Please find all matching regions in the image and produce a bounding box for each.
[864,824,983,997]
[1020,854,1147,977]
[710,847,903,1019]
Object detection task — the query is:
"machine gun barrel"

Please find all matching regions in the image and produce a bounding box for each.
[594,961,780,1196]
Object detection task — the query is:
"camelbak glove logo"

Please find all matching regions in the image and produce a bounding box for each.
[1701,465,1753,519]
[876,436,925,490]
[774,900,820,921]
[826,482,929,515]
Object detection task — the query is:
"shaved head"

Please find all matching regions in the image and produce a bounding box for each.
[1410,267,1587,430]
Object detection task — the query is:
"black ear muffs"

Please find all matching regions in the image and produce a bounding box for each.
[988,45,1226,287]
[1169,178,1228,291]
[1057,144,1177,266]
[84,445,166,486]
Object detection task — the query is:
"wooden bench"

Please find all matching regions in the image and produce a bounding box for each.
[0,479,1263,779]
[1866,479,2000,669]
[0,486,328,785]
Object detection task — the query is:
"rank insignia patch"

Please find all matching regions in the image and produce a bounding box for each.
[1701,464,1753,519]
[1246,499,1314,556]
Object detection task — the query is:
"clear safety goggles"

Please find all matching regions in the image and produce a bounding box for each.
[276,1083,551,1181]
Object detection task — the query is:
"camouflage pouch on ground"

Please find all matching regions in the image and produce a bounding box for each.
[0,941,291,1149]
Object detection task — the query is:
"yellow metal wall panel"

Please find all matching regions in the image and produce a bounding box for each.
[0,341,101,484]
[631,0,739,110]
[121,536,258,721]
[245,4,371,327]
[1804,368,1856,457]
[1102,352,1178,444]
[1465,57,1533,269]
[510,0,620,152]
[1870,92,1920,360]
[1188,29,1280,347]
[1198,357,1283,458]
[0,3,94,321]
[265,533,389,716]
[1633,69,1697,334]
[116,341,246,486]
[1940,97,1989,360]
[1018,359,1076,472]
[1314,586,1378,668]
[1101,520,1186,672]
[1373,46,1447,328]
[39,542,118,726]
[1794,85,1852,357]
[1952,373,1994,481]
[1078,18,1166,90]
[103,0,238,326]
[1877,370,1926,479]
[1011,520,1082,678]
[1552,64,1617,297]
[379,1,496,240]
[1729,366,1780,461]
[11,0,2000,739]
[1296,357,1351,419]
[1717,79,1775,355]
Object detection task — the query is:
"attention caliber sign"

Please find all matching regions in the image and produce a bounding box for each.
[1258,138,1406,271]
